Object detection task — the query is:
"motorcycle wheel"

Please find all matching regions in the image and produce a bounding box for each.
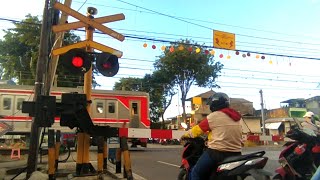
[272,174,283,180]
[178,168,187,180]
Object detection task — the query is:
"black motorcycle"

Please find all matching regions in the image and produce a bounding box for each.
[178,137,272,180]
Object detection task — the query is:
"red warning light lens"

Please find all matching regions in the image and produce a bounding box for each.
[102,62,112,69]
[72,57,83,67]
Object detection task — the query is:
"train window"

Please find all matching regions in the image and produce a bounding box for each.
[3,98,12,110]
[132,103,138,115]
[108,102,115,113]
[16,98,25,110]
[96,102,104,114]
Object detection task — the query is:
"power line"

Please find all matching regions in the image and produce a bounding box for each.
[77,0,88,11]
[115,0,320,46]
[90,31,320,56]
[75,0,320,40]
[2,17,320,58]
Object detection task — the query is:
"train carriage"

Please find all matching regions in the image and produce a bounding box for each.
[0,85,151,146]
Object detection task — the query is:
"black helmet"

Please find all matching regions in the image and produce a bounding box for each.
[207,92,230,112]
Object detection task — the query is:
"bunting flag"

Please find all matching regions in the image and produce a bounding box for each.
[141,43,293,66]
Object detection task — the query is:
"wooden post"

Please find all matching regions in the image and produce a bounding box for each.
[115,148,121,173]
[97,136,104,173]
[48,129,56,180]
[103,139,108,171]
[120,137,133,180]
[54,130,61,171]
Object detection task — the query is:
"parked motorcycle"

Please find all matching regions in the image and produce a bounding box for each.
[273,118,320,180]
[178,137,272,180]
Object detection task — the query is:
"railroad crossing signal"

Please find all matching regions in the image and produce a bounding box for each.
[60,48,92,74]
[96,53,119,77]
[53,2,125,41]
[52,2,124,76]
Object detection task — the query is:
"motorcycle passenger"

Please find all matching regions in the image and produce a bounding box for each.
[181,92,242,180]
[301,111,319,133]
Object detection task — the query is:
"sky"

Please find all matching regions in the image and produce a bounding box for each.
[1,0,320,119]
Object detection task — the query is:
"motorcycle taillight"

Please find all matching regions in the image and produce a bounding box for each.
[294,144,306,155]
[312,145,320,153]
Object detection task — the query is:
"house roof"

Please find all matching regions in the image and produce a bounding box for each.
[186,90,215,101]
[265,117,304,123]
[230,98,252,104]
[186,90,252,104]
[306,96,320,102]
[280,98,305,104]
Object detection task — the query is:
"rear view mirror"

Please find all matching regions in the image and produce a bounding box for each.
[181,122,188,129]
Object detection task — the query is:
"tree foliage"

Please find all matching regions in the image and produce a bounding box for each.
[0,14,97,87]
[0,14,41,85]
[154,39,223,124]
[113,39,222,127]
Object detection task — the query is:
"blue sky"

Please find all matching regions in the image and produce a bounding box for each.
[1,0,320,119]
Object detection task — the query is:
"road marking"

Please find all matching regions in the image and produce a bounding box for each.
[157,161,180,168]
[106,162,147,180]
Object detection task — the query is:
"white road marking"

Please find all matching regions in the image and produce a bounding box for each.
[106,161,147,180]
[157,161,180,168]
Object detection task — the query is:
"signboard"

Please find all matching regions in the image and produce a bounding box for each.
[213,30,236,50]
[192,97,202,105]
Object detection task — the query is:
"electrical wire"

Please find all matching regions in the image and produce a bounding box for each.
[1,17,320,59]
[115,0,320,46]
[73,0,320,40]
[1,16,320,55]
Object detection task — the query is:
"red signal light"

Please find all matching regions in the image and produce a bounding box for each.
[96,52,119,77]
[60,48,92,75]
[102,62,111,69]
[72,56,84,67]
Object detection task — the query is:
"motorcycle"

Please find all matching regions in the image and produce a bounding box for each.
[273,118,320,180]
[178,137,272,180]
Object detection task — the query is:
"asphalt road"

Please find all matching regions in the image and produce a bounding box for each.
[0,144,283,180]
[128,145,282,180]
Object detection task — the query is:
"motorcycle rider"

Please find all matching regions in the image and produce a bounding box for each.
[301,111,319,133]
[181,92,243,180]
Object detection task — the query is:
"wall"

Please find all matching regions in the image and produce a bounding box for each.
[267,108,289,118]
[230,102,254,115]
[241,117,261,134]
[306,101,320,116]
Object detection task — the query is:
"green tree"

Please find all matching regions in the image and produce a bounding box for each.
[142,71,176,128]
[113,77,143,91]
[0,14,41,85]
[154,39,223,125]
[0,14,97,87]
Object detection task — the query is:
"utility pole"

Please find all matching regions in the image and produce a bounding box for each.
[26,0,50,177]
[46,0,72,94]
[259,89,265,136]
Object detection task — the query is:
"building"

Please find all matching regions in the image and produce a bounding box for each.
[264,118,303,136]
[185,90,261,134]
[306,96,320,116]
[263,97,320,135]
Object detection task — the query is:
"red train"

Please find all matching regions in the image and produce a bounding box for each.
[0,85,151,146]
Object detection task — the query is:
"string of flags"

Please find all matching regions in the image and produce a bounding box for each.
[142,43,292,66]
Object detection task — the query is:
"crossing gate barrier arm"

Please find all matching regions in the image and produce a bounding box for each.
[119,128,186,140]
[119,128,293,143]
